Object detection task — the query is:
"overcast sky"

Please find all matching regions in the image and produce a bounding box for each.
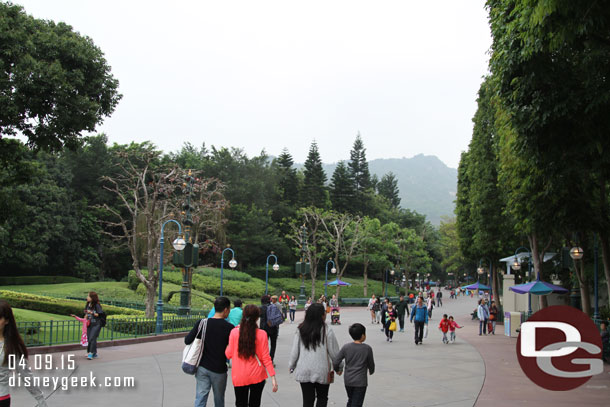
[15,0,491,169]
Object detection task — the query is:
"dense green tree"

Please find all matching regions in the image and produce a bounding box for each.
[348,133,372,214]
[276,148,300,206]
[0,3,121,154]
[302,141,328,208]
[330,161,355,213]
[377,172,401,208]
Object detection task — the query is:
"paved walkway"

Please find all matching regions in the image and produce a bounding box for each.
[10,291,610,406]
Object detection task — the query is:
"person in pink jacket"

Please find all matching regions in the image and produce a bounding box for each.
[448,316,462,343]
[225,304,278,407]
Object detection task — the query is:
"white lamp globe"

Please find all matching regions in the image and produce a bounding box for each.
[229,259,237,268]
[172,237,186,251]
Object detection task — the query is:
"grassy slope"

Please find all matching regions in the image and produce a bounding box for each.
[13,308,74,322]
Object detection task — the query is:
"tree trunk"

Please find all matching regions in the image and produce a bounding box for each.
[363,261,369,297]
[575,259,592,315]
[310,276,316,300]
[528,234,549,310]
[492,264,502,308]
[599,231,610,311]
[145,283,156,317]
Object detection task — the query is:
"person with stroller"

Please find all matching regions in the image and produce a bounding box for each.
[329,295,340,325]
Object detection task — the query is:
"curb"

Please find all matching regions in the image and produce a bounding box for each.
[28,332,186,355]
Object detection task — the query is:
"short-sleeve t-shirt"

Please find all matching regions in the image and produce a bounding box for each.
[185,318,233,373]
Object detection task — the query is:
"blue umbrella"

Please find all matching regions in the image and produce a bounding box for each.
[509,275,568,295]
[461,282,491,291]
[324,279,352,286]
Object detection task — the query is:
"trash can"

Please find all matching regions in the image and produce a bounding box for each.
[504,312,521,337]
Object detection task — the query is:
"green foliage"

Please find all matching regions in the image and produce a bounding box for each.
[0,3,121,151]
[377,172,401,208]
[106,314,201,336]
[127,270,140,291]
[163,271,269,299]
[302,141,328,208]
[348,133,373,214]
[0,276,84,285]
[330,161,355,213]
[13,308,74,322]
[193,267,253,282]
[0,290,143,316]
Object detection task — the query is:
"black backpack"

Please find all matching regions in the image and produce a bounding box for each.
[99,312,107,327]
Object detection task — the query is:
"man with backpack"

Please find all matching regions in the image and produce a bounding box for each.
[260,295,283,365]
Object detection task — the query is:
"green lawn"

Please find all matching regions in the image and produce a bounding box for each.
[268,276,407,298]
[13,308,74,322]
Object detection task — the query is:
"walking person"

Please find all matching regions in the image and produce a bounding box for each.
[395,295,409,333]
[305,297,312,311]
[380,298,389,332]
[260,295,282,364]
[84,291,103,360]
[225,305,278,407]
[448,316,462,343]
[186,296,234,407]
[436,289,443,307]
[228,299,244,327]
[410,296,429,345]
[488,301,498,335]
[367,294,376,324]
[289,296,298,324]
[373,298,381,324]
[384,303,397,343]
[438,314,450,344]
[288,303,342,407]
[333,323,375,407]
[426,295,434,320]
[0,300,49,407]
[279,291,290,321]
[477,299,489,336]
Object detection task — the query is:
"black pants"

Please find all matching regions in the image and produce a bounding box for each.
[438,298,442,307]
[384,321,394,339]
[414,321,425,343]
[266,327,278,360]
[398,314,405,330]
[345,386,367,407]
[0,396,10,407]
[234,380,265,407]
[290,309,296,322]
[87,323,101,354]
[300,382,329,407]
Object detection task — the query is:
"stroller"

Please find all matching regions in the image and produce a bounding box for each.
[330,307,341,325]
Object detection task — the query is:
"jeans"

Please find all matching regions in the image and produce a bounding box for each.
[479,319,488,335]
[300,382,330,407]
[234,380,265,407]
[87,323,101,354]
[290,309,296,322]
[491,320,496,333]
[437,298,443,307]
[398,314,405,331]
[414,321,425,343]
[195,366,227,407]
[345,386,367,407]
[375,311,381,323]
[441,331,448,343]
[449,331,456,341]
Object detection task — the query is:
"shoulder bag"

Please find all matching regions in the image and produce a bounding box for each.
[182,319,208,375]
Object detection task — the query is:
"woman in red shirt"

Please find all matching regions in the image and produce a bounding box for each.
[225,304,278,406]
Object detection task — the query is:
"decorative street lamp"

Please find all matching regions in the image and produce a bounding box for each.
[569,243,598,318]
[478,257,493,300]
[325,259,337,297]
[156,220,185,334]
[220,246,237,296]
[384,269,395,297]
[512,246,532,315]
[265,252,279,295]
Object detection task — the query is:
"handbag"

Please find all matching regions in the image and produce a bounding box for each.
[324,326,334,384]
[389,321,397,331]
[423,324,428,338]
[182,319,207,375]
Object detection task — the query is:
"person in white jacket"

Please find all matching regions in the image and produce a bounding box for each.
[477,299,490,335]
[288,303,343,407]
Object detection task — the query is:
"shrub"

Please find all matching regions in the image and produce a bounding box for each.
[0,290,143,317]
[193,267,253,282]
[0,276,84,285]
[163,271,269,298]
[107,314,201,335]
[127,270,140,291]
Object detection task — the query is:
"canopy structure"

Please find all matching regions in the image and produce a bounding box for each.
[324,279,352,286]
[461,282,491,291]
[509,277,568,295]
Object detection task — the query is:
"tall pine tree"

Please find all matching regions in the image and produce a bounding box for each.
[276,148,299,205]
[330,161,354,213]
[377,172,401,208]
[348,133,372,214]
[302,141,327,208]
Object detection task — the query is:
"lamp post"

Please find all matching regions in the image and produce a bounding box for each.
[324,259,337,297]
[594,236,599,319]
[265,252,279,295]
[569,244,587,314]
[478,257,493,300]
[385,269,395,298]
[156,220,185,334]
[512,246,532,315]
[220,247,237,296]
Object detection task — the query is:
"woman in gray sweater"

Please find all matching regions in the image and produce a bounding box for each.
[288,303,342,407]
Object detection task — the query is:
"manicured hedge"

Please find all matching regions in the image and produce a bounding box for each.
[0,276,84,285]
[107,314,201,335]
[163,271,270,298]
[193,267,253,282]
[0,290,143,317]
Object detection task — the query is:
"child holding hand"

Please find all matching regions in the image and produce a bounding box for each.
[448,316,462,343]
